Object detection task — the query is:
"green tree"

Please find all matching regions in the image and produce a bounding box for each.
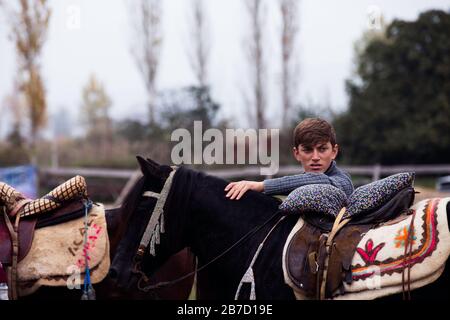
[334,10,450,164]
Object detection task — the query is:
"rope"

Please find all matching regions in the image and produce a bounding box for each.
[234,215,286,300]
[81,199,95,300]
[402,207,417,300]
[142,191,160,199]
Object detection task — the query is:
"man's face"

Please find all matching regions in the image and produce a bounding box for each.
[293,141,338,173]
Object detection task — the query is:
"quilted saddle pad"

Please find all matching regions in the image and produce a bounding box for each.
[16,203,110,296]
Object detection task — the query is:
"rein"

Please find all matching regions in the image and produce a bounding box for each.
[131,167,285,292]
[402,208,417,300]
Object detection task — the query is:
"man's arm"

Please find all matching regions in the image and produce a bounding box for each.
[224,180,264,200]
[263,172,354,197]
[224,171,354,200]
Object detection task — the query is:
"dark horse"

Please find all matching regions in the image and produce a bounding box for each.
[19,199,195,300]
[109,156,450,300]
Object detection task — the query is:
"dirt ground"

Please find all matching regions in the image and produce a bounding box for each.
[414,186,450,204]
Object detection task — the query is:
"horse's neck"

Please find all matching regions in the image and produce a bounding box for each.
[186,172,281,263]
[105,207,122,256]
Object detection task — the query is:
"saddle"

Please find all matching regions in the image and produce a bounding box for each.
[284,187,416,299]
[0,176,89,299]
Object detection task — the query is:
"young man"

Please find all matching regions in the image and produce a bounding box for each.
[224,118,353,200]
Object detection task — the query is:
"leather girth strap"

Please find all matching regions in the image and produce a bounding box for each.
[318,208,349,300]
[3,198,32,300]
[3,208,20,300]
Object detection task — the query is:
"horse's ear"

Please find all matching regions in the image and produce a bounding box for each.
[146,157,173,178]
[146,158,161,168]
[136,155,160,177]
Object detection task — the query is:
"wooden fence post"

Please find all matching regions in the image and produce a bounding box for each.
[372,163,381,181]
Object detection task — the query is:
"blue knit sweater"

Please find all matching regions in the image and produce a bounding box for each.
[263,161,354,197]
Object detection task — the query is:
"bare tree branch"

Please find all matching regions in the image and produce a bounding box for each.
[244,0,267,129]
[279,0,300,128]
[129,0,163,125]
[186,0,210,88]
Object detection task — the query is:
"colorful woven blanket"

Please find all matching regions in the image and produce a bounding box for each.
[336,197,450,299]
[284,197,450,300]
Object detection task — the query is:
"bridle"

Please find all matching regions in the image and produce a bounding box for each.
[131,166,285,292]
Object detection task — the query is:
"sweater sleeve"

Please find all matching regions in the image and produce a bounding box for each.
[263,171,354,197]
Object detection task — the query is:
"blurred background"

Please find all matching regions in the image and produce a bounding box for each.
[0,0,449,204]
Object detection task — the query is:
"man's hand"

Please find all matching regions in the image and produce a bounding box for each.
[224,180,264,200]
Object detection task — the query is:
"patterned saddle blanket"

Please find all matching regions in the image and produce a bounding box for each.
[283,198,450,300]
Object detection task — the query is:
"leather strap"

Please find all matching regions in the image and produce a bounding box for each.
[3,208,20,300]
[402,208,416,300]
[319,207,350,300]
[9,199,32,218]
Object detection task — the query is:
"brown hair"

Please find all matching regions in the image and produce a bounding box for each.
[293,118,337,148]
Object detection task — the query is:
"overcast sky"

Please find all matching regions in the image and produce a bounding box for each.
[0,0,449,137]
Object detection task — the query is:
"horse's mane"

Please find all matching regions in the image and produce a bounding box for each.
[110,176,146,253]
[193,168,282,209]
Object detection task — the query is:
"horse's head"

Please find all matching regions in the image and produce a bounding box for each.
[108,156,195,298]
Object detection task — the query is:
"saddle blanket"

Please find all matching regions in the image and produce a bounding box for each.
[284,197,450,300]
[16,203,110,296]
